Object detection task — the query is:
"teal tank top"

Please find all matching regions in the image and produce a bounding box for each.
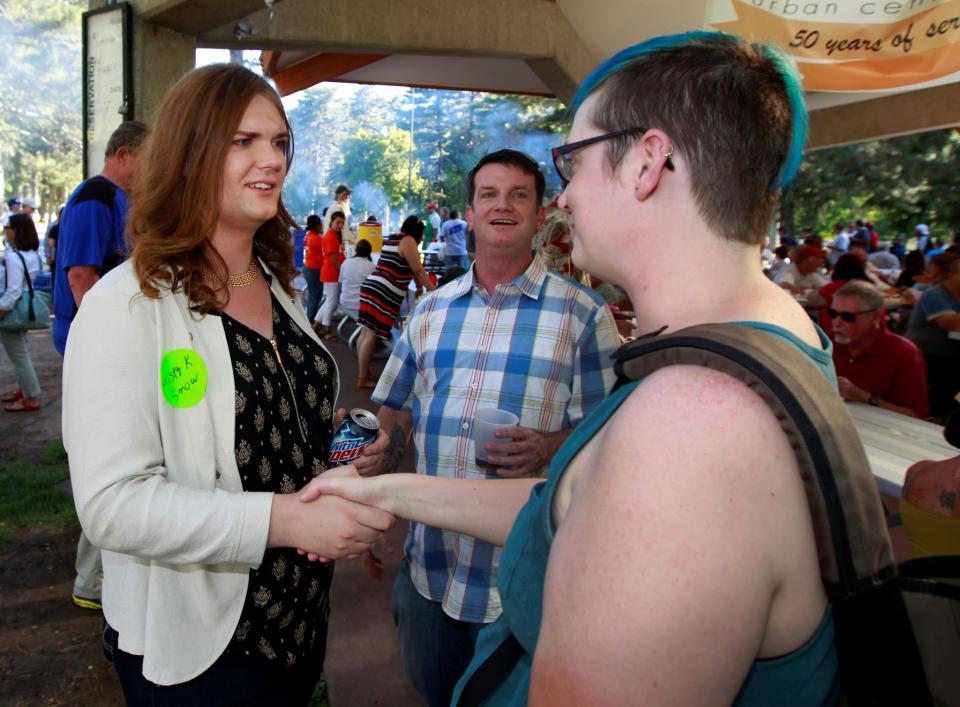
[452,322,841,706]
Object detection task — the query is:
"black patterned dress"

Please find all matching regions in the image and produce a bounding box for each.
[216,294,337,670]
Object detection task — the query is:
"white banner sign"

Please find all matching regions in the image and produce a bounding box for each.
[706,0,960,91]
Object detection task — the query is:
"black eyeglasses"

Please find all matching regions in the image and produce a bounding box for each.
[551,127,673,186]
[827,307,879,323]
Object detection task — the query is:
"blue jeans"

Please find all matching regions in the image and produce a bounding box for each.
[0,329,41,398]
[103,623,326,706]
[392,559,484,707]
[302,266,322,323]
[444,254,469,271]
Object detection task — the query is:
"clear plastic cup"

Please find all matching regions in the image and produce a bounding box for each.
[473,408,519,472]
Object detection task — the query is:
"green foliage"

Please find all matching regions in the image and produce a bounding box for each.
[784,128,960,239]
[0,0,85,218]
[282,85,570,222]
[340,127,428,208]
[283,86,348,219]
[503,94,570,134]
[0,450,77,544]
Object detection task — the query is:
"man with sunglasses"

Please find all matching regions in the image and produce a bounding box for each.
[831,280,929,418]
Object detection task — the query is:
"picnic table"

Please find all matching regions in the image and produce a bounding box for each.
[847,401,955,496]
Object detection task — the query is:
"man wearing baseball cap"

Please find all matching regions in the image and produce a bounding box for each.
[2,197,21,227]
[775,245,828,293]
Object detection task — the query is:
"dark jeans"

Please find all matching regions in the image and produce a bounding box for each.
[392,559,484,707]
[303,266,322,323]
[103,623,326,706]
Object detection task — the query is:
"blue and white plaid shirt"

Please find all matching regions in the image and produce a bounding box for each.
[373,254,619,622]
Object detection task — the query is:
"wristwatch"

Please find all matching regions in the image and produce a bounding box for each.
[868,394,880,406]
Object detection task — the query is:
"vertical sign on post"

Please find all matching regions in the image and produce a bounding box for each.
[82,3,133,179]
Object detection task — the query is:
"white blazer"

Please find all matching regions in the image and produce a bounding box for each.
[63,258,338,685]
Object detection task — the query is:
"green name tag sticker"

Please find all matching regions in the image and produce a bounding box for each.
[160,349,208,408]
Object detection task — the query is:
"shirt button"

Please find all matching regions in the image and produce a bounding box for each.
[462,422,469,430]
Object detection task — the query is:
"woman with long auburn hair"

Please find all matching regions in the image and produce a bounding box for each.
[62,64,391,704]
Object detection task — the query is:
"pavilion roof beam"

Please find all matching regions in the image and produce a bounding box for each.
[197,0,594,102]
[130,0,288,35]
[809,81,960,150]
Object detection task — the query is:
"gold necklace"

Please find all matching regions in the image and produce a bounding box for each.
[204,257,259,288]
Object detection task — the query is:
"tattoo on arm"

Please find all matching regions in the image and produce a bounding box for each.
[940,490,956,512]
[384,423,407,474]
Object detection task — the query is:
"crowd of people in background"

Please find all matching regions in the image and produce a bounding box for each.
[0,33,957,705]
[768,219,960,421]
[286,187,959,427]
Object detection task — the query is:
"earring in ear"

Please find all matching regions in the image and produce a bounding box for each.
[660,146,674,159]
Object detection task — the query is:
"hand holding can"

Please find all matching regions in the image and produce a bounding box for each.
[329,408,380,467]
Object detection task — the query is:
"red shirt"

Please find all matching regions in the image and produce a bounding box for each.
[320,229,344,282]
[304,230,323,270]
[833,327,930,418]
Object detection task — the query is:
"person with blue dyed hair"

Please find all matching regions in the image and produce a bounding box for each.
[301,32,841,705]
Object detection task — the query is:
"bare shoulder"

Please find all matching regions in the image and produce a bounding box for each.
[538,362,820,703]
[608,363,790,467]
[574,362,807,540]
[397,234,416,252]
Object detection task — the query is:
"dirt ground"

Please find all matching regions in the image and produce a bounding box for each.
[0,330,65,464]
[0,328,421,706]
[0,524,122,706]
[0,331,113,707]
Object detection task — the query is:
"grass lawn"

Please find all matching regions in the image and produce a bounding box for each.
[0,438,77,543]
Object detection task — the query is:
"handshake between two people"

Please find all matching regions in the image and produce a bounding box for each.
[271,412,556,564]
[271,420,556,564]
[267,410,394,564]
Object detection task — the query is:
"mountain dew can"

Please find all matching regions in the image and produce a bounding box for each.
[328,408,379,466]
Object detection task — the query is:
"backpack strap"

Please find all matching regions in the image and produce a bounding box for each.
[612,323,895,598]
[455,633,524,707]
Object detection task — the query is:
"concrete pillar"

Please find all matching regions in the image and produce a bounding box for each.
[132,18,196,123]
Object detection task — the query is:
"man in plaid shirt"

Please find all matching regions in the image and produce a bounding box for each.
[370,149,619,707]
